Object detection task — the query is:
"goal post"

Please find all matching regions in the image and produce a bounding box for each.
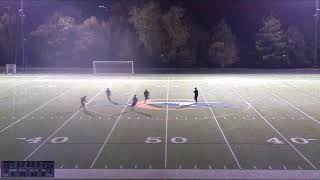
[93,61,134,75]
[6,64,16,74]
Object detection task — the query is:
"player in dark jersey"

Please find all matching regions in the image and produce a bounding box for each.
[131,95,138,108]
[106,88,111,101]
[194,88,198,104]
[144,89,150,103]
[79,96,87,110]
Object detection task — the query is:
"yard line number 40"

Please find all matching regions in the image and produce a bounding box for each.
[16,137,69,144]
[267,137,317,145]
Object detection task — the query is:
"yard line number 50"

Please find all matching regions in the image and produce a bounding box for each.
[145,137,187,144]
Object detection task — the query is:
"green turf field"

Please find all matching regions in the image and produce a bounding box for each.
[1,73,320,179]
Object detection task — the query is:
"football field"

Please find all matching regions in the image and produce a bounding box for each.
[1,73,320,179]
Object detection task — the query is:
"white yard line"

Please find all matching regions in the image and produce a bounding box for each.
[231,88,317,170]
[264,86,320,126]
[0,76,46,93]
[281,81,317,98]
[24,88,104,160]
[0,86,75,134]
[165,78,169,169]
[198,86,242,169]
[90,87,137,168]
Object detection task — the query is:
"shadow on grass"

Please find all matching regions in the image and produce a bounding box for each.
[82,109,95,117]
[177,103,196,109]
[108,108,153,119]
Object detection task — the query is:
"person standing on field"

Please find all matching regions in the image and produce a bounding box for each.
[144,89,150,103]
[131,95,138,108]
[106,88,111,102]
[194,88,198,104]
[79,96,87,111]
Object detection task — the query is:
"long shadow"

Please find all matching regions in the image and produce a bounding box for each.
[130,109,152,118]
[177,103,196,109]
[84,99,153,119]
[147,104,163,108]
[110,100,120,106]
[108,97,120,106]
[82,109,95,117]
[108,108,153,119]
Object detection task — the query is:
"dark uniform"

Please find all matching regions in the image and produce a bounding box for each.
[194,88,198,103]
[144,89,150,103]
[106,88,111,101]
[131,95,138,107]
[79,96,87,110]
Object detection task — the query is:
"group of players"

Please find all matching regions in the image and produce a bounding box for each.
[79,87,199,111]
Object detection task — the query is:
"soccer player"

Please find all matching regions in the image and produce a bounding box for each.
[106,88,111,101]
[79,96,87,110]
[194,88,198,104]
[131,95,138,108]
[144,89,150,103]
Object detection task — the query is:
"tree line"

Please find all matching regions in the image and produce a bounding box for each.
[0,1,313,68]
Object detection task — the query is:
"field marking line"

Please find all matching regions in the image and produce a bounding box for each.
[128,79,209,82]
[24,88,104,160]
[49,169,320,179]
[281,81,318,99]
[198,85,242,169]
[0,76,47,93]
[2,81,18,87]
[165,78,169,169]
[90,87,138,168]
[0,86,76,134]
[231,87,317,170]
[264,86,320,126]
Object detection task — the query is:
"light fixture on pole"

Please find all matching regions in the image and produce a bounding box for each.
[99,5,107,8]
[19,0,26,72]
[98,5,110,12]
[314,0,320,67]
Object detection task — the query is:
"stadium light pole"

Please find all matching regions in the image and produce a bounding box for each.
[3,6,14,64]
[99,5,108,11]
[314,0,320,67]
[19,0,26,72]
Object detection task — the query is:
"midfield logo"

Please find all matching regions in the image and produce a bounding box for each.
[137,99,238,110]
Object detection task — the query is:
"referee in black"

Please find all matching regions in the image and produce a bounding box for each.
[194,88,198,104]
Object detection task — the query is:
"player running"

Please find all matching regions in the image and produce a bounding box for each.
[79,96,87,111]
[144,89,150,103]
[106,88,111,101]
[194,88,198,104]
[131,95,138,108]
